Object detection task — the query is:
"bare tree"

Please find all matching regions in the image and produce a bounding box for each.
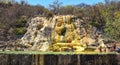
[49,0,62,15]
[105,0,110,4]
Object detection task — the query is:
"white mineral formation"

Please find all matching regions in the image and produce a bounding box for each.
[19,17,50,51]
[18,15,107,52]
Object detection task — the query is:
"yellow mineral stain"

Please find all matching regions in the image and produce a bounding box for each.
[52,15,87,52]
[35,54,38,65]
[40,55,44,65]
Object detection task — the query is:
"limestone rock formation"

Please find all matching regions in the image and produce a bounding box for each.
[19,17,52,51]
[14,15,107,52]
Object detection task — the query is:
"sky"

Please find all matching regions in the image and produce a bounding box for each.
[15,0,105,7]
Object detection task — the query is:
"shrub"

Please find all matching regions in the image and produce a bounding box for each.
[13,27,27,35]
[15,19,27,27]
[104,19,120,42]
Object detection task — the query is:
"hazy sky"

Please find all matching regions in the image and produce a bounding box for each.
[15,0,105,7]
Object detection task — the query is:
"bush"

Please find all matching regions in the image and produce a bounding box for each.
[14,19,27,35]
[15,19,27,27]
[104,19,120,42]
[13,27,27,35]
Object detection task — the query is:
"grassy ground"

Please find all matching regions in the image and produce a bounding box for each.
[0,51,117,55]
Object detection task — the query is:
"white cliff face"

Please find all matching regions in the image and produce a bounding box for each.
[20,17,50,51]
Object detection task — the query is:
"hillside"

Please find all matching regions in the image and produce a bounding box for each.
[0,2,50,41]
[0,0,120,51]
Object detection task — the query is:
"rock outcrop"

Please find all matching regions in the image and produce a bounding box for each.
[4,15,107,52]
[19,17,51,51]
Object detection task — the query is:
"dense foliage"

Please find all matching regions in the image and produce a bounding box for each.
[13,19,27,35]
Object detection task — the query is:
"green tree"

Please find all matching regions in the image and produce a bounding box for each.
[104,19,120,42]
